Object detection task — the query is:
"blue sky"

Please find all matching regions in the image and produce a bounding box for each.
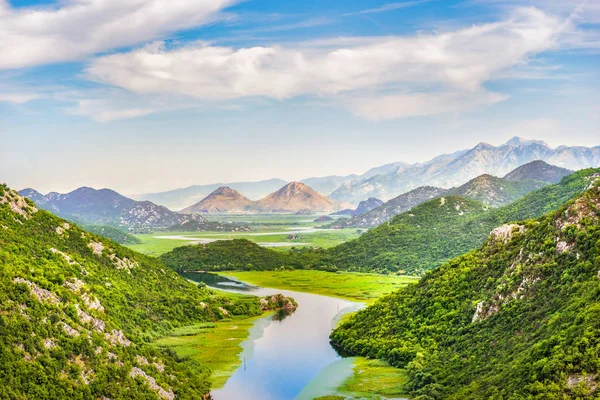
[1,0,599,194]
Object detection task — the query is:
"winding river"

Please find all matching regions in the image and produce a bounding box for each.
[183,272,365,400]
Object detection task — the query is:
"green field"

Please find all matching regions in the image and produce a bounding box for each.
[217,270,418,304]
[339,358,408,398]
[126,214,359,256]
[152,315,267,388]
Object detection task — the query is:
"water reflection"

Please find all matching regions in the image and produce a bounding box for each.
[185,272,364,400]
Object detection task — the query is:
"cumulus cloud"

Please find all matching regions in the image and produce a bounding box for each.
[0,0,238,69]
[84,7,562,120]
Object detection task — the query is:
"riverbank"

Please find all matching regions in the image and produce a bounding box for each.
[155,271,413,398]
[217,270,418,304]
[152,314,268,388]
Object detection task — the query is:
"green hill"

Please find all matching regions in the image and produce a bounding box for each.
[160,239,324,272]
[324,169,600,275]
[0,184,263,399]
[330,177,600,399]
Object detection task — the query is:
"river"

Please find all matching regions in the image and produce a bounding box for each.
[183,272,365,400]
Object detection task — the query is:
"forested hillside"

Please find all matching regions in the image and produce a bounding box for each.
[160,239,325,272]
[82,225,142,245]
[325,169,600,275]
[330,178,600,399]
[0,184,264,399]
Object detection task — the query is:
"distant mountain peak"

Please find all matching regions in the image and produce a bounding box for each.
[473,142,495,150]
[211,186,242,196]
[252,182,341,212]
[181,186,253,214]
[275,182,313,197]
[504,160,573,183]
[503,136,550,148]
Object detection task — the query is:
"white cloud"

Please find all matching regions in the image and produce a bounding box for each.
[344,1,434,16]
[84,7,562,120]
[0,92,41,103]
[346,91,509,121]
[69,99,157,122]
[0,0,238,69]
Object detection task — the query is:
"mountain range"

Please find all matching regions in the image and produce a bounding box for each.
[180,182,342,214]
[130,138,600,209]
[18,187,247,233]
[325,168,599,275]
[20,182,343,230]
[332,161,572,229]
[328,137,600,205]
[132,179,288,211]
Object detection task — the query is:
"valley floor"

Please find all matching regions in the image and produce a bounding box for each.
[217,270,418,304]
[126,214,360,256]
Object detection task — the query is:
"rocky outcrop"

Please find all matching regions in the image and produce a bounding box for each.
[129,367,175,400]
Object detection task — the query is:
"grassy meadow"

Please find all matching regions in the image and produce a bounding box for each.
[339,358,408,399]
[126,214,359,256]
[217,270,418,304]
[152,316,266,389]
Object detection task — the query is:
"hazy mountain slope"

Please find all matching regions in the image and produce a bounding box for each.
[0,184,264,399]
[332,197,384,217]
[504,159,573,183]
[329,138,600,204]
[449,174,548,207]
[251,182,341,212]
[325,169,600,275]
[332,186,449,228]
[300,175,358,196]
[19,187,209,232]
[352,197,384,215]
[132,179,288,210]
[328,150,469,205]
[547,145,600,171]
[331,181,600,399]
[331,162,570,229]
[180,187,254,214]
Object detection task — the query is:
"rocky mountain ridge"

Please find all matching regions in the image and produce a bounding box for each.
[18,187,230,233]
[329,137,599,205]
[332,161,572,228]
